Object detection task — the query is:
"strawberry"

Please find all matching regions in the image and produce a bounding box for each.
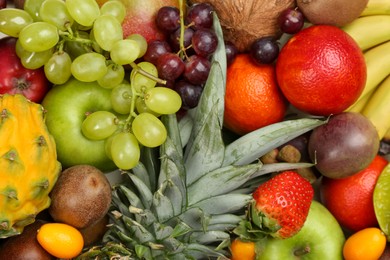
[234,171,314,240]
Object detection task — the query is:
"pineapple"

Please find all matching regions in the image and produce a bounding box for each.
[0,94,61,238]
[77,14,325,259]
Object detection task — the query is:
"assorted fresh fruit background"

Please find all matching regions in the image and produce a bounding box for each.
[0,0,390,259]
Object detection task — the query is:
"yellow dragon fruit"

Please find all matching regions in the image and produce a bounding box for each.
[0,94,61,238]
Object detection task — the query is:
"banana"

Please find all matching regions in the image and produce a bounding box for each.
[345,89,375,112]
[342,15,390,51]
[383,127,390,142]
[355,40,390,104]
[361,75,390,139]
[360,0,390,16]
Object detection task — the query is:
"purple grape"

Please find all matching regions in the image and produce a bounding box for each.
[186,3,214,29]
[183,55,211,85]
[191,28,218,57]
[169,27,195,52]
[250,36,279,64]
[278,7,305,34]
[143,40,172,65]
[156,52,185,81]
[174,80,203,109]
[225,41,238,66]
[155,6,181,32]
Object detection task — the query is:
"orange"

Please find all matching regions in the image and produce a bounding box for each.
[276,25,366,116]
[230,238,256,260]
[320,155,388,232]
[224,54,288,135]
[343,227,386,260]
[37,223,84,259]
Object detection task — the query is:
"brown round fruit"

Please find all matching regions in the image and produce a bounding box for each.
[191,0,295,52]
[296,0,369,27]
[308,112,380,179]
[49,165,112,229]
[0,220,55,260]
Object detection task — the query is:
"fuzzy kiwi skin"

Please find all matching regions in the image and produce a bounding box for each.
[48,165,112,229]
[0,220,55,260]
[297,0,369,26]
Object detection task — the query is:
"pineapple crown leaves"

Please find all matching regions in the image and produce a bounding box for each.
[88,12,327,260]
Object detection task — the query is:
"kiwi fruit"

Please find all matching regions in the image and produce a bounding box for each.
[48,165,112,229]
[0,220,55,260]
[297,0,369,27]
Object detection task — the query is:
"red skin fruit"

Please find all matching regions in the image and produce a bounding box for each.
[253,171,314,239]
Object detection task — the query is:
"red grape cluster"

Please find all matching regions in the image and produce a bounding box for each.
[250,7,305,65]
[145,3,220,110]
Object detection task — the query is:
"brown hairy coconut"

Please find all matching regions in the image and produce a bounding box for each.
[190,0,295,52]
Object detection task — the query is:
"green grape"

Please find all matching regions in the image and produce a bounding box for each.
[131,112,167,148]
[126,34,148,58]
[81,111,118,140]
[110,39,140,65]
[144,87,182,115]
[100,0,126,24]
[93,14,123,51]
[110,132,140,170]
[104,134,115,160]
[15,39,53,69]
[40,0,74,31]
[65,0,100,27]
[71,52,108,82]
[63,31,93,60]
[135,96,160,117]
[18,22,59,52]
[0,8,34,37]
[44,51,72,85]
[111,82,133,115]
[130,61,158,93]
[97,63,125,89]
[24,0,46,21]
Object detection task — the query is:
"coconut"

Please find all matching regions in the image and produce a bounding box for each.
[190,0,295,52]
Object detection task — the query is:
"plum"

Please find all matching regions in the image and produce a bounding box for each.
[308,112,380,179]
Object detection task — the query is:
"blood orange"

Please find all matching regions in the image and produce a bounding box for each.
[320,155,388,232]
[276,25,366,116]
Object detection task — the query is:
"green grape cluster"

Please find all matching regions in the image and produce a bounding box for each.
[0,0,183,170]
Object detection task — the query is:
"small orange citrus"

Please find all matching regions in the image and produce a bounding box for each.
[320,155,388,232]
[343,227,387,260]
[37,222,84,259]
[276,25,366,116]
[224,54,288,135]
[230,238,256,260]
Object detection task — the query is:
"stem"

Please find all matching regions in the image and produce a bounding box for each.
[129,62,167,85]
[178,0,186,60]
[294,245,311,256]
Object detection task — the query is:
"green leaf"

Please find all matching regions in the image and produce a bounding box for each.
[183,12,227,185]
[129,174,154,210]
[184,103,225,186]
[223,118,327,167]
[187,163,262,206]
[152,190,174,223]
[190,194,252,215]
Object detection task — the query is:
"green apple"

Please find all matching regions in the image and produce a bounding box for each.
[256,200,345,259]
[41,78,117,172]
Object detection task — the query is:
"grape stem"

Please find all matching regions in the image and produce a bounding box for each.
[129,62,166,85]
[178,0,186,60]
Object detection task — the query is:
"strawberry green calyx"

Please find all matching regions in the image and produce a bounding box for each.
[234,171,314,240]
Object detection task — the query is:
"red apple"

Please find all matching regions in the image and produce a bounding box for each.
[118,0,180,43]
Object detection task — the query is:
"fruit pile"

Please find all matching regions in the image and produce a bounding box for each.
[0,0,389,259]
